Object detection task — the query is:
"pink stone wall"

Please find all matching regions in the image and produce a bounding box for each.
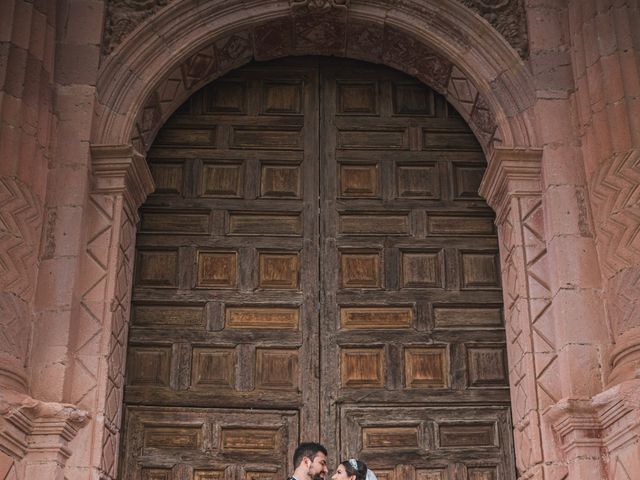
[1,1,639,479]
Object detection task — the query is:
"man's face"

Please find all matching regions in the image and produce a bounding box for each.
[307,452,328,480]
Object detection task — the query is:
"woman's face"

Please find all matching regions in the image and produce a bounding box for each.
[331,464,354,480]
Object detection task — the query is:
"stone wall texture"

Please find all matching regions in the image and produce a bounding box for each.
[0,1,639,479]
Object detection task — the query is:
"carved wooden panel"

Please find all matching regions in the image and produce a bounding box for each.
[144,425,204,449]
[340,250,381,288]
[468,467,497,480]
[221,428,280,451]
[260,163,302,198]
[197,251,237,288]
[225,307,299,330]
[362,426,420,449]
[467,345,508,388]
[404,347,448,388]
[228,212,302,236]
[133,305,204,328]
[460,251,501,289]
[262,81,303,115]
[432,305,503,329]
[339,213,409,235]
[396,163,440,199]
[426,214,495,236]
[337,82,378,115]
[401,250,444,288]
[142,468,172,480]
[201,162,243,197]
[259,252,299,289]
[141,209,211,234]
[155,127,216,146]
[438,423,496,447]
[231,126,303,149]
[127,346,171,386]
[149,160,184,195]
[393,83,435,115]
[194,471,225,480]
[191,348,235,388]
[340,307,413,329]
[452,162,484,200]
[255,348,299,390]
[341,348,385,388]
[136,250,178,287]
[206,81,247,114]
[339,163,379,197]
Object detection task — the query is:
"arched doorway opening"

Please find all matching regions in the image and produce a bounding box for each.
[119,57,515,480]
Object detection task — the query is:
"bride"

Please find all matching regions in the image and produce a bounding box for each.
[331,459,377,480]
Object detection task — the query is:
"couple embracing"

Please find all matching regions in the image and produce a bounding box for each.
[287,443,376,480]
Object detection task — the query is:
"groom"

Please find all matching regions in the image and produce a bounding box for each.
[288,442,329,480]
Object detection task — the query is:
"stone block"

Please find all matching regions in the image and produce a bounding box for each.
[35,256,79,310]
[54,43,100,85]
[541,144,586,186]
[45,163,90,207]
[558,343,604,397]
[544,185,588,237]
[536,99,574,145]
[62,0,103,45]
[547,235,601,293]
[10,0,33,51]
[551,288,608,344]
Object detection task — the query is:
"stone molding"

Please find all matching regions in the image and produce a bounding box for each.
[549,379,640,477]
[101,0,527,58]
[0,389,89,469]
[95,0,537,155]
[479,147,543,222]
[91,144,155,217]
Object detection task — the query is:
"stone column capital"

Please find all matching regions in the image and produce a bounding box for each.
[90,144,155,214]
[479,147,543,223]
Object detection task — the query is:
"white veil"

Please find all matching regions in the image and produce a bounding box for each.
[347,459,377,480]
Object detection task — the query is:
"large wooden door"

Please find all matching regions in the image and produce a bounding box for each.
[120,58,515,480]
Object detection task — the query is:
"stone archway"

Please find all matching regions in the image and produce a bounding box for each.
[83,2,550,479]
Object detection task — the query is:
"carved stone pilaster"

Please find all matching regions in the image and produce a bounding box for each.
[71,145,154,480]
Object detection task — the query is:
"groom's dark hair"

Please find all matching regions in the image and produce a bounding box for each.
[293,442,328,468]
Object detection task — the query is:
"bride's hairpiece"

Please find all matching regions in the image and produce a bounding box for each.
[347,458,377,480]
[348,459,358,470]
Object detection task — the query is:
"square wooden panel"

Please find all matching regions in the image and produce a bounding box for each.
[467,345,508,388]
[396,163,439,199]
[362,426,420,450]
[136,250,178,287]
[191,347,235,388]
[340,250,381,288]
[262,81,303,114]
[460,251,500,288]
[142,468,172,480]
[201,162,243,197]
[404,347,448,388]
[452,162,485,200]
[438,423,497,448]
[260,163,302,198]
[127,346,171,386]
[340,347,385,388]
[144,425,204,450]
[339,163,379,197]
[373,470,394,480]
[197,251,237,288]
[467,467,497,480]
[255,348,299,390]
[393,82,435,115]
[149,161,184,195]
[259,252,299,289]
[401,250,444,288]
[206,80,247,113]
[221,428,280,452]
[337,82,377,114]
[225,306,299,330]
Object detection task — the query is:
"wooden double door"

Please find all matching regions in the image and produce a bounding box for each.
[121,58,515,480]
